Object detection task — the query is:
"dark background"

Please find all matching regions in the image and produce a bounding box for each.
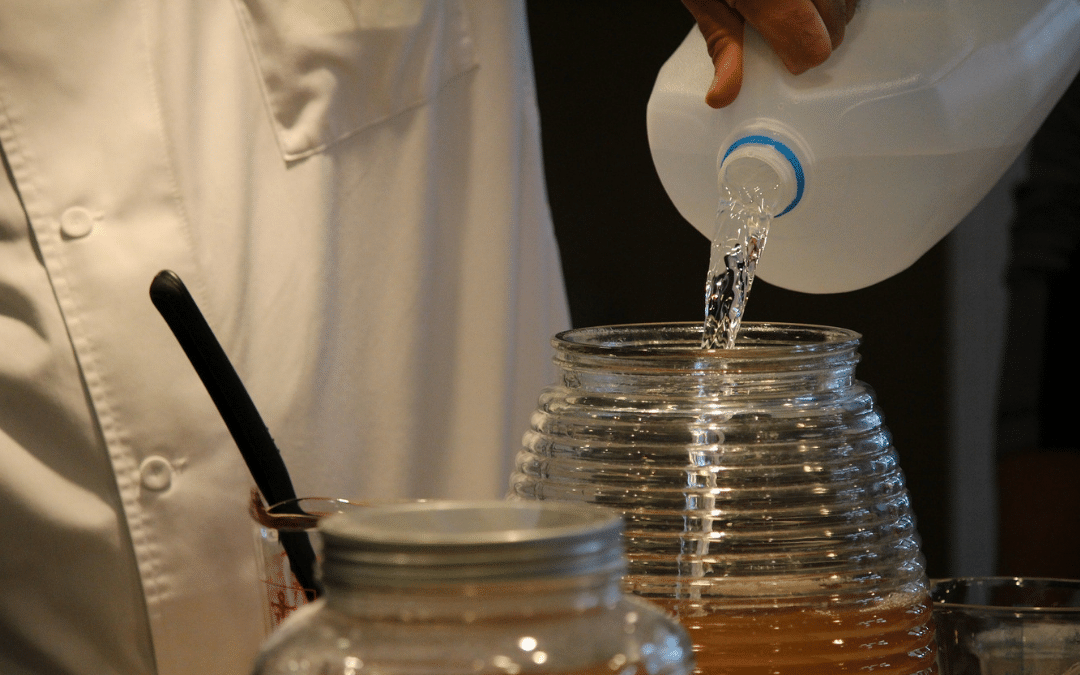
[527,1,950,577]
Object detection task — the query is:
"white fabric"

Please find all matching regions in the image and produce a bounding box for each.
[0,1,568,673]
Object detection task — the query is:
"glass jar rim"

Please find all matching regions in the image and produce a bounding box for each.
[249,489,370,530]
[553,322,861,357]
[931,577,1080,614]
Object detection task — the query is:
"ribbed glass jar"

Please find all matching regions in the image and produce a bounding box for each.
[250,500,694,675]
[508,323,936,675]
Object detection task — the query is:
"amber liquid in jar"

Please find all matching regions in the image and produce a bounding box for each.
[661,593,937,675]
[541,666,677,675]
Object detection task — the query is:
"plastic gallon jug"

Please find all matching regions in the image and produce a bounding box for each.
[647,0,1080,293]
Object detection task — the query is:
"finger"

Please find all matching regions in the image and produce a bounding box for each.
[845,0,860,22]
[810,0,851,48]
[682,0,746,108]
[737,0,834,75]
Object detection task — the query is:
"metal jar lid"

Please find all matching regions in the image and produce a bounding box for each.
[318,500,626,588]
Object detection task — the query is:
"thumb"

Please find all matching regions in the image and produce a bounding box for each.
[682,0,745,108]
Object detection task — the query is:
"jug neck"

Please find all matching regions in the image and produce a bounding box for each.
[718,135,805,217]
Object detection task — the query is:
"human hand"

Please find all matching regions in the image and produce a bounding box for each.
[682,0,858,108]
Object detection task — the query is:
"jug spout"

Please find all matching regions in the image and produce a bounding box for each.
[718,132,805,219]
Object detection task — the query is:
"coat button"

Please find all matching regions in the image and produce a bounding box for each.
[139,456,174,492]
[60,207,96,239]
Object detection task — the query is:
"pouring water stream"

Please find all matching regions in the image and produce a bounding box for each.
[701,157,781,349]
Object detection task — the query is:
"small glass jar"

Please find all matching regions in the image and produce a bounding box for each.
[251,500,694,675]
[509,323,937,675]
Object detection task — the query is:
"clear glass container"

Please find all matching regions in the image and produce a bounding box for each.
[251,500,694,675]
[509,322,937,675]
[931,577,1080,675]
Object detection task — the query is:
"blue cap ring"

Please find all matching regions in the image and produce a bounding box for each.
[722,135,805,217]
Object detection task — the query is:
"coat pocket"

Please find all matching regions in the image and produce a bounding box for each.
[233,0,477,161]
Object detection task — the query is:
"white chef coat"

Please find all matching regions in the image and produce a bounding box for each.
[0,1,569,674]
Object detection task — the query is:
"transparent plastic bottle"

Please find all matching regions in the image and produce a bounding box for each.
[251,500,695,675]
[509,323,936,675]
[647,0,1080,293]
